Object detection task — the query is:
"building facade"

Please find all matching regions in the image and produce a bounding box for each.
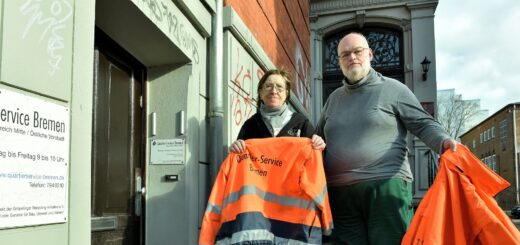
[0,0,311,244]
[460,103,520,210]
[309,0,441,204]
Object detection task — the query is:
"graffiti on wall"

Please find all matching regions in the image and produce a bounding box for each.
[227,39,311,139]
[229,46,264,127]
[136,0,200,64]
[293,42,310,110]
[19,0,72,76]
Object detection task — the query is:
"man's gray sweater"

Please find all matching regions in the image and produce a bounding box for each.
[316,69,450,187]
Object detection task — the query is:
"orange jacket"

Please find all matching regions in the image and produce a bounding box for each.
[402,144,520,244]
[199,137,333,245]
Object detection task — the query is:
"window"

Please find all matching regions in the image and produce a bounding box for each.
[480,133,483,143]
[500,119,508,146]
[487,129,491,141]
[472,140,476,148]
[492,154,497,172]
[491,126,495,138]
[481,154,497,172]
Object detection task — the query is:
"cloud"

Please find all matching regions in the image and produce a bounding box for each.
[435,0,520,114]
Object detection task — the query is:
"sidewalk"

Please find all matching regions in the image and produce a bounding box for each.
[322,213,520,244]
[505,210,520,229]
[508,216,520,230]
[513,218,520,230]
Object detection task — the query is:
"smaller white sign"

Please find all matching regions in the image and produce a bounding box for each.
[150,139,185,165]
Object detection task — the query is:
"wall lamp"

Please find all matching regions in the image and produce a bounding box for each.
[421,56,431,81]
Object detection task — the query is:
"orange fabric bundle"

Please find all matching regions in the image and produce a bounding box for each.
[402,144,520,244]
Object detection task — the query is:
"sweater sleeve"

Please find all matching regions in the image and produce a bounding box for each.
[198,154,233,245]
[396,86,451,154]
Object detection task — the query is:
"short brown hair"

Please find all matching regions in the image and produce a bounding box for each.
[256,69,291,107]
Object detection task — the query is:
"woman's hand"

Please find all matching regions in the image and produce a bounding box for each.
[311,134,326,150]
[230,139,246,153]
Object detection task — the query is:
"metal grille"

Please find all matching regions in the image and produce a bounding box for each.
[366,31,400,68]
[323,29,402,74]
[322,28,404,103]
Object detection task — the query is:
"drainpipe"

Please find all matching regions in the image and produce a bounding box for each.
[513,104,519,205]
[209,0,224,184]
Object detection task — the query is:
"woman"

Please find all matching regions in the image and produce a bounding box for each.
[230,69,325,153]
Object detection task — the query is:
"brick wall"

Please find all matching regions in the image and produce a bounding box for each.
[225,0,311,109]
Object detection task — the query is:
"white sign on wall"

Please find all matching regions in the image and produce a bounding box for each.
[150,139,185,165]
[0,88,69,229]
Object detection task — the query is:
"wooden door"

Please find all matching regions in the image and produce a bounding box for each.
[91,29,145,245]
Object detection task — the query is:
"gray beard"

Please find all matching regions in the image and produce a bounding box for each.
[346,69,365,83]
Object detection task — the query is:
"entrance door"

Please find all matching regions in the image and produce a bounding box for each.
[91,29,146,245]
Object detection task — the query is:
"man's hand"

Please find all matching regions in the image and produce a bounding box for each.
[230,139,246,153]
[312,134,326,150]
[442,138,458,153]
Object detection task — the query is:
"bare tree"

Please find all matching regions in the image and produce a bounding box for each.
[437,90,484,140]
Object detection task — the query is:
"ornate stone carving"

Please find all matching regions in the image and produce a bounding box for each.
[310,0,404,13]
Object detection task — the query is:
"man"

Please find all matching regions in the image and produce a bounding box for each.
[315,32,457,244]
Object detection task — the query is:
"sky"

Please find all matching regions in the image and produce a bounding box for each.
[434,0,520,115]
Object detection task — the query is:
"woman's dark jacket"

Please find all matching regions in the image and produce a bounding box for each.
[237,112,315,140]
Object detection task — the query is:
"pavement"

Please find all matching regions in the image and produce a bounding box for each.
[322,213,520,244]
[514,218,520,230]
[506,211,520,230]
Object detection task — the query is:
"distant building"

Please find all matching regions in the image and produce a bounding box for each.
[460,103,520,210]
[437,89,489,139]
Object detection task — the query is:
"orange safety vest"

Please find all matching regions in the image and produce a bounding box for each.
[199,137,333,245]
[402,144,520,244]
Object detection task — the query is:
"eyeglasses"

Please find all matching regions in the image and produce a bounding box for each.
[262,84,286,93]
[338,47,369,59]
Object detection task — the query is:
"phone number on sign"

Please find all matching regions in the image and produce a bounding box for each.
[47,182,65,188]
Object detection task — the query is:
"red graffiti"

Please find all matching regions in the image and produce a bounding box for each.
[231,64,258,126]
[230,46,266,126]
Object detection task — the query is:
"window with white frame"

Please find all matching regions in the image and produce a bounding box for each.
[500,119,508,145]
[491,126,495,138]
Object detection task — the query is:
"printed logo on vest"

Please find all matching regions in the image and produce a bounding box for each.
[287,129,301,137]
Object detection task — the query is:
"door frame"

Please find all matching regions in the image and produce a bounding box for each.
[91,27,147,244]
